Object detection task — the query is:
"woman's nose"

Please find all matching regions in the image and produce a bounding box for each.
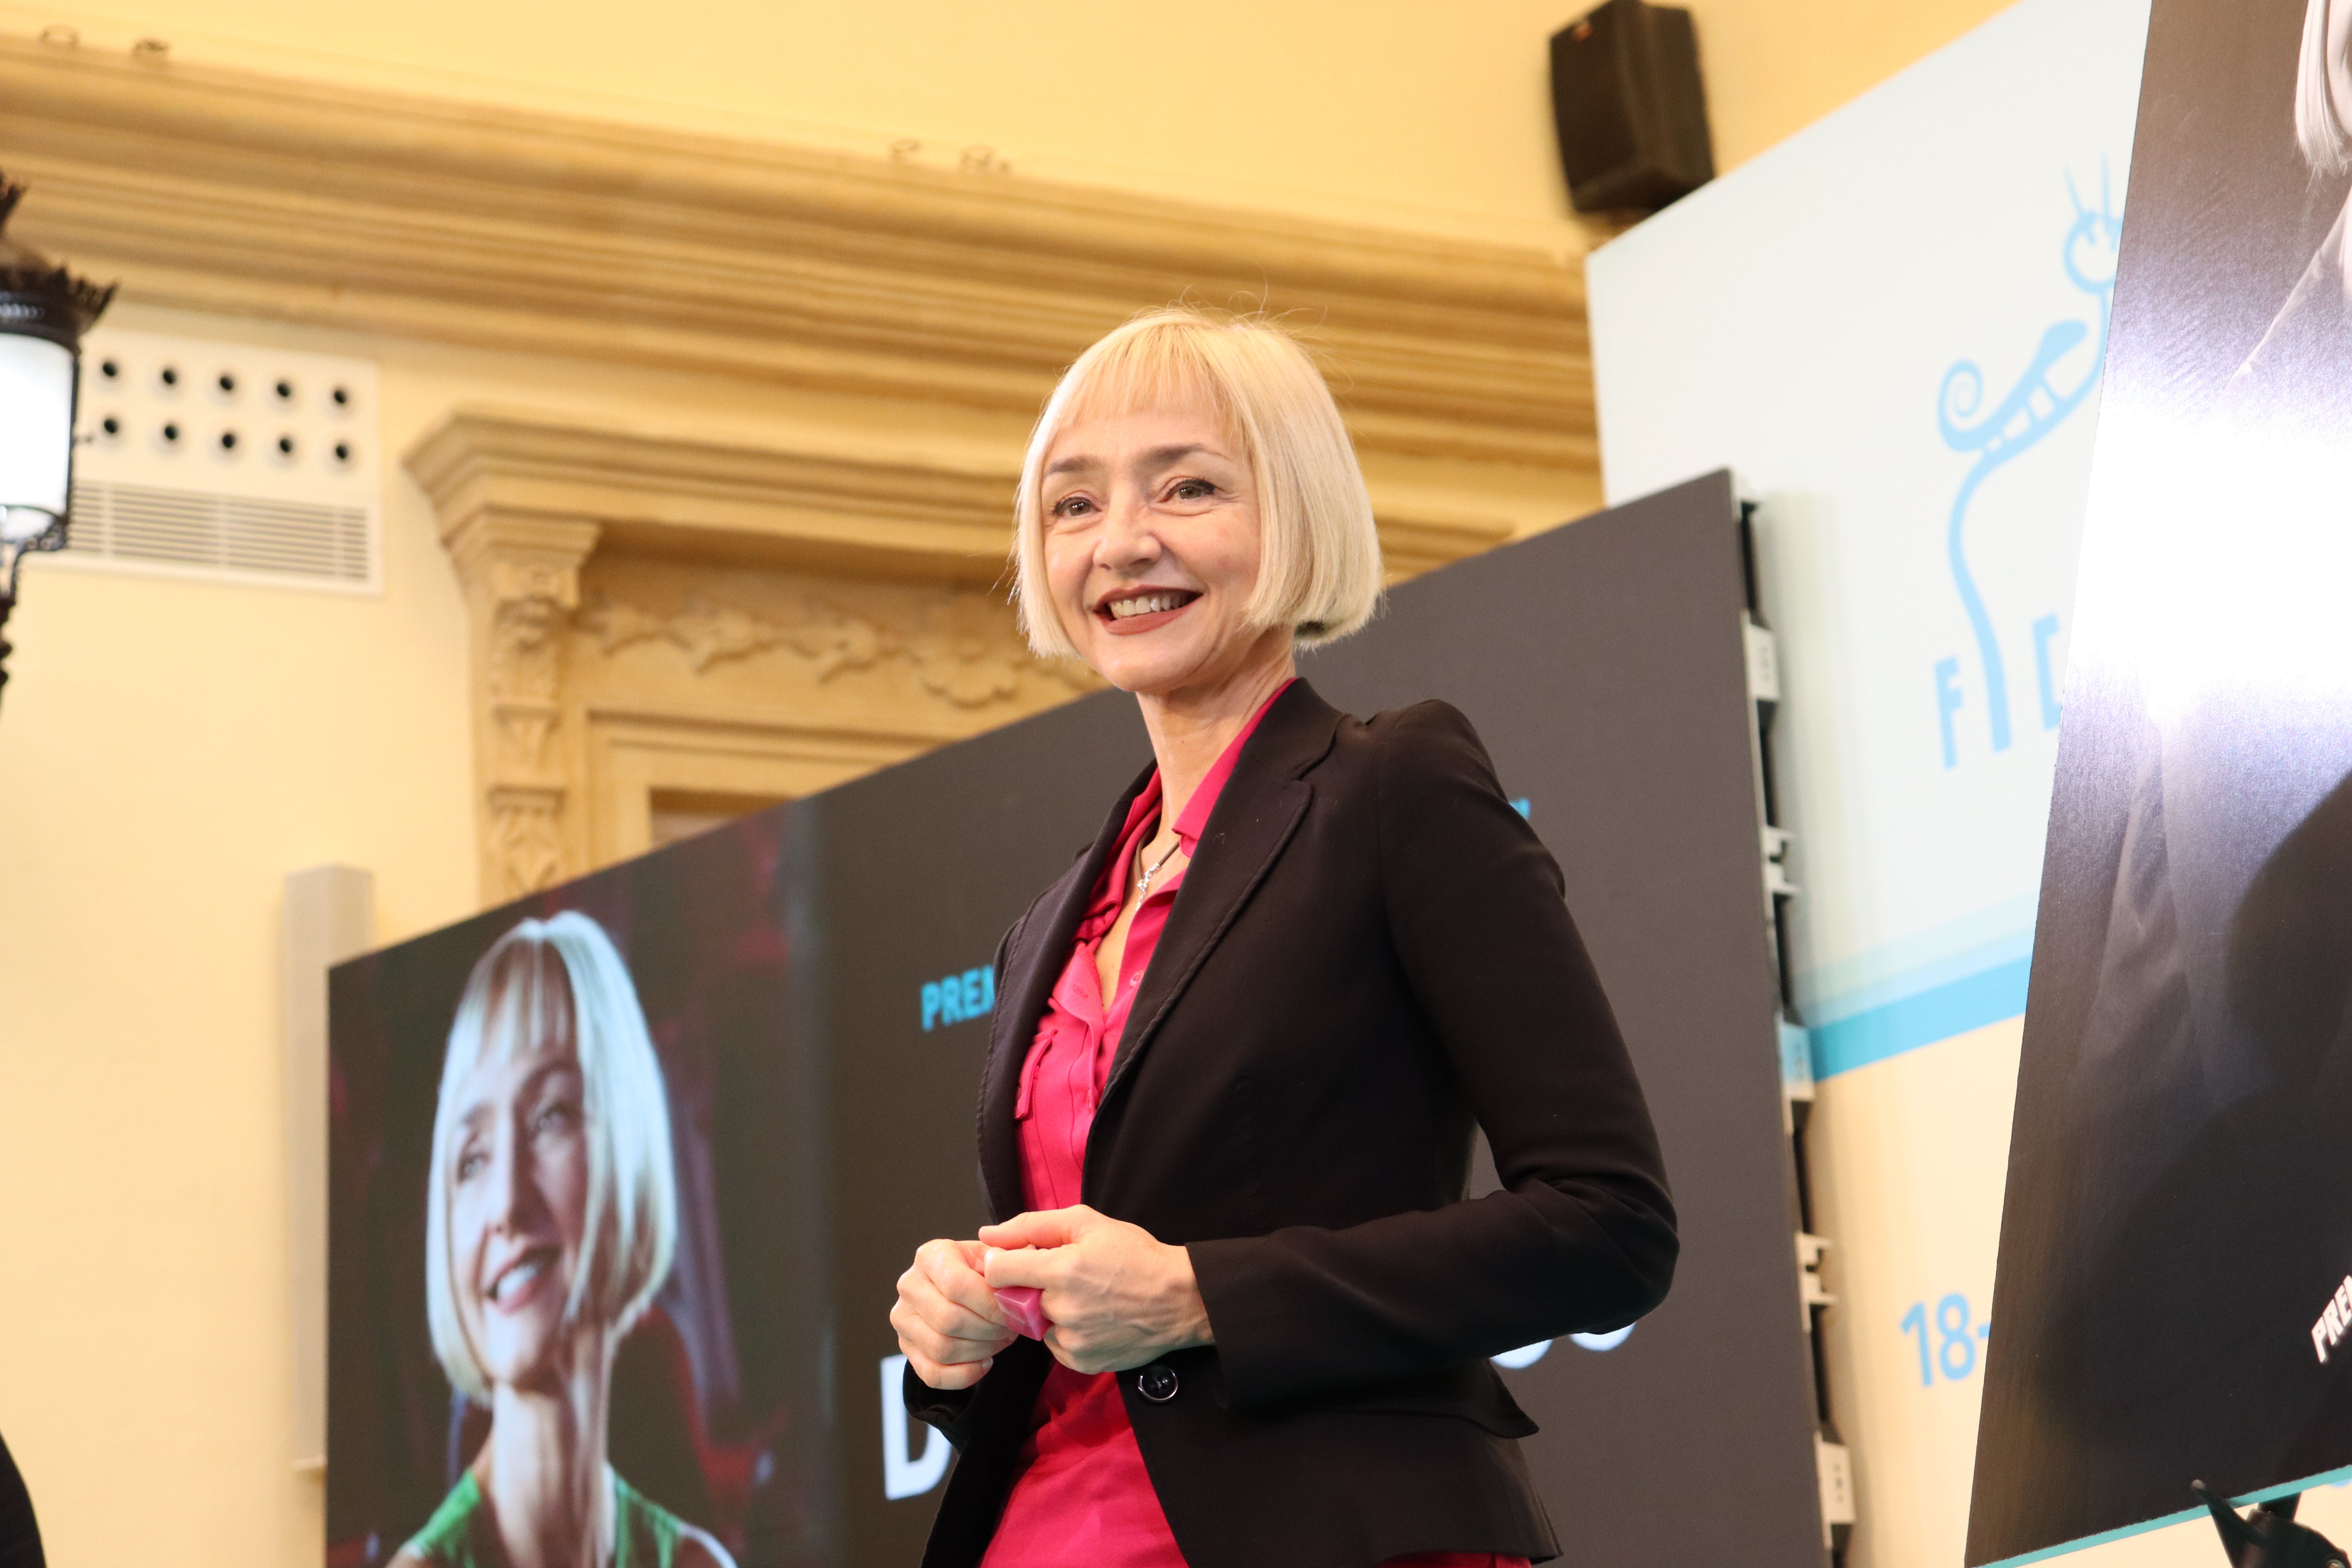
[1094,486,1162,569]
[490,1134,530,1232]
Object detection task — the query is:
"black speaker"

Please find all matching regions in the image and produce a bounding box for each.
[1550,0,1715,214]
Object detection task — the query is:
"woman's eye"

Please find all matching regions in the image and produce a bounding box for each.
[534,1102,578,1137]
[456,1149,486,1181]
[1050,495,1095,520]
[1167,478,1215,502]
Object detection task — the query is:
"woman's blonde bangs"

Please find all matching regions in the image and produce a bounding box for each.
[1013,308,1383,661]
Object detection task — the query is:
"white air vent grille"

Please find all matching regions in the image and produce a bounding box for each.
[60,328,382,594]
[67,481,372,585]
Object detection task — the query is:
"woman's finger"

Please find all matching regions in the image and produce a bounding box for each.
[913,1240,1009,1326]
[891,1302,960,1365]
[902,1343,993,1390]
[893,1290,1011,1364]
[899,1261,1013,1345]
[979,1206,1093,1251]
[982,1244,1064,1291]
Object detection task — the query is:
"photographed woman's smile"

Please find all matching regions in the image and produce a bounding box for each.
[449,1044,592,1388]
[484,1246,558,1313]
[1040,408,1278,700]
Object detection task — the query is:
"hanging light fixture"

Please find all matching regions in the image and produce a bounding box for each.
[0,171,114,711]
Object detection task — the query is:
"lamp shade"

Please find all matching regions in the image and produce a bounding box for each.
[0,170,113,711]
[0,332,74,544]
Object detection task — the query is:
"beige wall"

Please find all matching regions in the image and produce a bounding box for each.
[0,0,2011,243]
[1688,0,2016,169]
[0,2,2010,1564]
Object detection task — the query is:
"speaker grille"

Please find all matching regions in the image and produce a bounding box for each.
[62,327,383,594]
[67,481,375,589]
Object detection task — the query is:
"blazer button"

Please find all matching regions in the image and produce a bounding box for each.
[1137,1363,1179,1403]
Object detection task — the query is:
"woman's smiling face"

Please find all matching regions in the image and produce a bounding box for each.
[1040,402,1289,696]
[446,993,593,1392]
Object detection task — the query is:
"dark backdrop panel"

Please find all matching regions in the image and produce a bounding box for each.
[799,694,1151,1568]
[1305,474,1819,1563]
[816,471,1822,1565]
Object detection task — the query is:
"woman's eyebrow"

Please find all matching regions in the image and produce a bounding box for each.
[517,1059,583,1100]
[1047,442,1226,479]
[1133,443,1215,468]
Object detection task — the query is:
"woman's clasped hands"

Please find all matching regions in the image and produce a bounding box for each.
[891,1205,1214,1389]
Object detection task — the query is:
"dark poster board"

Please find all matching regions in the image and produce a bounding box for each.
[330,471,1823,1567]
[1968,0,2352,1561]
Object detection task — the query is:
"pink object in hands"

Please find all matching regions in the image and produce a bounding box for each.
[996,1285,1049,1341]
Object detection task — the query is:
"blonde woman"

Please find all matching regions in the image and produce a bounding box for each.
[890,310,1677,1567]
[396,913,733,1568]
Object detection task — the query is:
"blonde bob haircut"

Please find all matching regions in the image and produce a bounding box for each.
[425,911,678,1401]
[2298,0,2349,176]
[1013,307,1384,661]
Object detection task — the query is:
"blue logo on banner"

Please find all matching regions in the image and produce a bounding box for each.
[922,967,996,1031]
[1934,166,2119,767]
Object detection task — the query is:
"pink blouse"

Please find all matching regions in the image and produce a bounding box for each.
[982,682,1528,1568]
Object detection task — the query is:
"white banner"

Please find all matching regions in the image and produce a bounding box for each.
[1590,0,2148,1078]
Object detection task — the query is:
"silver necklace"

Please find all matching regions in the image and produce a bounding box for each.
[1134,834,1183,900]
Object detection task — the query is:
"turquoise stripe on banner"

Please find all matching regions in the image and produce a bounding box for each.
[1973,1465,2352,1568]
[1809,957,2033,1078]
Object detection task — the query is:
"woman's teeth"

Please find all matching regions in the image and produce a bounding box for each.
[491,1258,544,1304]
[1109,592,1189,619]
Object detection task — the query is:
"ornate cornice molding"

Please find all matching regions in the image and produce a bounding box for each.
[407,407,1019,583]
[0,32,1594,470]
[403,405,1516,585]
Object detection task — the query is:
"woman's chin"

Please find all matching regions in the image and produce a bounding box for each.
[477,1325,569,1390]
[1085,641,1218,698]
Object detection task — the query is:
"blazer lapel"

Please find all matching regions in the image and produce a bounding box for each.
[977,762,1154,1221]
[1099,681,1343,1109]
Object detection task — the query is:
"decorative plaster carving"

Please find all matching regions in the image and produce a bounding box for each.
[584,591,897,679]
[784,603,895,682]
[441,515,601,901]
[581,586,1069,711]
[487,562,578,704]
[586,595,793,675]
[486,786,567,895]
[910,593,1027,708]
[0,32,1597,473]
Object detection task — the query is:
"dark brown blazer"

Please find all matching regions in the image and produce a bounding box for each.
[906,680,1677,1568]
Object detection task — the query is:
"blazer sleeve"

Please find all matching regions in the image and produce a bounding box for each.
[904,1358,984,1446]
[1188,699,1679,1410]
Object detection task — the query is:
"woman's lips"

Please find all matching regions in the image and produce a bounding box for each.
[485,1249,557,1314]
[1097,589,1199,636]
